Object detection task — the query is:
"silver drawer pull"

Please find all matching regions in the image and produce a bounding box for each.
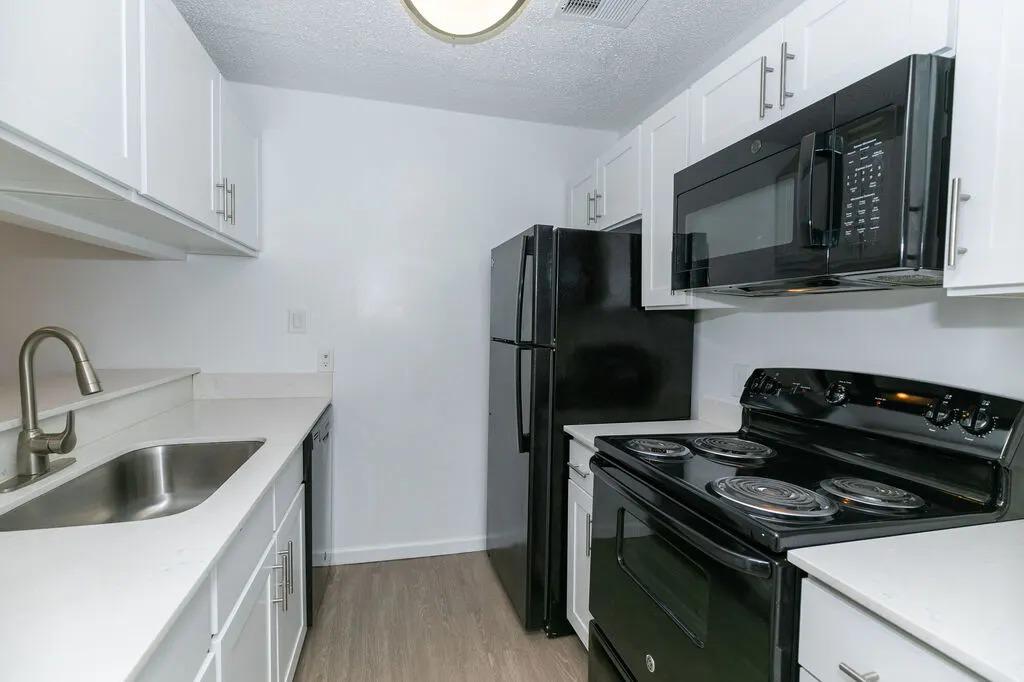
[568,463,590,479]
[840,662,880,682]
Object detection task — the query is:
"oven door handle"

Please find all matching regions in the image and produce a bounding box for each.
[601,467,773,579]
[795,130,837,249]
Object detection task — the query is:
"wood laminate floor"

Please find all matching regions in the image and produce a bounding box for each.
[293,552,588,682]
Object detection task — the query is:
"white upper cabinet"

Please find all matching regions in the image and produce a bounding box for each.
[782,0,955,114]
[641,92,689,308]
[568,164,599,230]
[0,0,141,188]
[141,0,221,229]
[943,0,1024,296]
[596,126,642,229]
[219,82,262,250]
[689,21,784,163]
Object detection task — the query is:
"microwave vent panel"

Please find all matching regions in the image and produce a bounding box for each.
[553,0,650,28]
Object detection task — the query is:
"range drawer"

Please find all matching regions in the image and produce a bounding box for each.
[568,438,595,496]
[799,578,980,682]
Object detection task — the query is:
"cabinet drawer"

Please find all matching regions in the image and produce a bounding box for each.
[275,447,302,528]
[568,438,595,496]
[138,574,213,682]
[799,579,979,682]
[215,489,273,632]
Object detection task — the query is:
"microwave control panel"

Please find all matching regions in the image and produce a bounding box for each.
[836,106,900,250]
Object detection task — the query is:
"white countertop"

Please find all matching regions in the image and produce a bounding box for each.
[791,520,1024,682]
[0,396,329,681]
[0,368,198,432]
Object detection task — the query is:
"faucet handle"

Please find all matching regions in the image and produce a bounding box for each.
[46,410,77,455]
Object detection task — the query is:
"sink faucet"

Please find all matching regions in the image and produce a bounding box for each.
[13,327,102,483]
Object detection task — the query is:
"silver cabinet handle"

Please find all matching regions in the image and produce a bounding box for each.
[215,178,228,218]
[568,463,590,479]
[227,182,236,225]
[585,513,592,557]
[287,540,295,594]
[779,42,795,108]
[759,56,775,119]
[593,192,604,220]
[946,177,971,267]
[272,561,287,610]
[586,191,595,224]
[839,663,880,682]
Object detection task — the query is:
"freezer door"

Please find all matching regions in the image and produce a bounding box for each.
[489,225,555,345]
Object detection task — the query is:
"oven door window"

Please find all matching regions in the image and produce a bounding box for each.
[672,145,828,290]
[618,509,709,645]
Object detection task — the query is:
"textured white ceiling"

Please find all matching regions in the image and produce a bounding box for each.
[173,0,789,130]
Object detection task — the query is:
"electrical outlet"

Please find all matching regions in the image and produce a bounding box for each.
[288,309,308,334]
[317,349,334,372]
[732,363,752,397]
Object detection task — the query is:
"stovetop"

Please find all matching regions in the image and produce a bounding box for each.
[595,428,1006,553]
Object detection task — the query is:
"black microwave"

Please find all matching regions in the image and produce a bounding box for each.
[672,55,953,296]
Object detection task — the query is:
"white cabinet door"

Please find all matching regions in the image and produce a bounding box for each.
[641,93,690,309]
[944,0,1024,296]
[220,82,262,249]
[597,127,641,229]
[0,0,141,188]
[566,478,593,648]
[689,21,784,162]
[782,0,955,116]
[141,0,220,228]
[220,539,278,682]
[568,164,598,229]
[276,486,306,682]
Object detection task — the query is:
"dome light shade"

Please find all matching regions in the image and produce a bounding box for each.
[402,0,529,44]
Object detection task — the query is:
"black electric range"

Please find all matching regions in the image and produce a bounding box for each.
[587,368,1024,682]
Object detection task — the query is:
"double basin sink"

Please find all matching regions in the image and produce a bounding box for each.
[0,441,264,532]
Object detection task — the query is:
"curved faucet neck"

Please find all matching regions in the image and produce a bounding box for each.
[18,327,96,432]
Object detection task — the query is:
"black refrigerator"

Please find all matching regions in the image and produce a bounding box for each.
[486,224,695,635]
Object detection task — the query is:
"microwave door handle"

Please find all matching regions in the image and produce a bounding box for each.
[796,131,831,248]
[514,235,530,344]
[598,466,772,579]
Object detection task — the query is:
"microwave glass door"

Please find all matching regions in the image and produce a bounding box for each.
[672,145,830,291]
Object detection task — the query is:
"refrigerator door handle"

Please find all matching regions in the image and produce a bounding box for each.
[514,235,529,345]
[515,346,530,453]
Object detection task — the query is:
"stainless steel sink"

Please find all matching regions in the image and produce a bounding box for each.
[0,441,264,532]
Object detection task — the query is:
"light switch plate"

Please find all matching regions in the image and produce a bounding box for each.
[288,309,308,334]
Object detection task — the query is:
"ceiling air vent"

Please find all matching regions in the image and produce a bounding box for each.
[553,0,651,28]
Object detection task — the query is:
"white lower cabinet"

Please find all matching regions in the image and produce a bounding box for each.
[566,470,593,647]
[144,449,307,682]
[219,538,279,682]
[276,486,308,682]
[799,579,980,681]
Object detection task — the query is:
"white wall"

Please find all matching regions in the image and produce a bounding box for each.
[0,84,616,562]
[694,288,1024,403]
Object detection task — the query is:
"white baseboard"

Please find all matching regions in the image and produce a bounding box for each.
[329,535,487,565]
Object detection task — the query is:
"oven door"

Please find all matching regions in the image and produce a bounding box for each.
[590,460,796,682]
[672,105,835,292]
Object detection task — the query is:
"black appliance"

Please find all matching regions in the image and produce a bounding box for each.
[589,368,1024,681]
[302,406,332,626]
[673,55,954,297]
[486,225,695,635]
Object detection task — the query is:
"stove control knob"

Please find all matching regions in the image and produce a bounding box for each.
[960,406,995,436]
[925,399,956,427]
[824,382,849,406]
[760,376,780,395]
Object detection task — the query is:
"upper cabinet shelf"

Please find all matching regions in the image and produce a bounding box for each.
[0,0,261,259]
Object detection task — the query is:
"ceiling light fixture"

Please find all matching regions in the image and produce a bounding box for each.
[401,0,529,44]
